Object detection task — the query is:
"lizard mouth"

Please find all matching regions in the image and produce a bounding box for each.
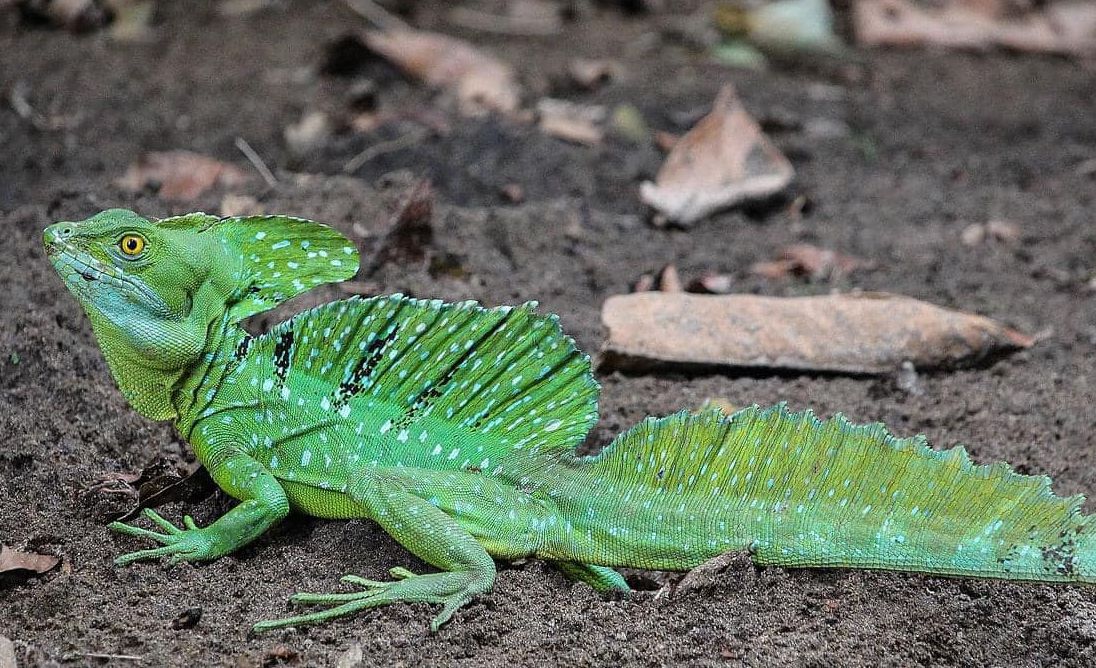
[50,245,171,315]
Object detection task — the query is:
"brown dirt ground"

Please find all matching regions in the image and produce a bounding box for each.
[3,1,1096,666]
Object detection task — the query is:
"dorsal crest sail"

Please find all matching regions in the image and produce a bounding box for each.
[242,294,600,467]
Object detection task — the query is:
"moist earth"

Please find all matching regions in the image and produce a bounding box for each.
[2,1,1096,666]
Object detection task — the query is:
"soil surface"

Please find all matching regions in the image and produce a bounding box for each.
[3,1,1096,666]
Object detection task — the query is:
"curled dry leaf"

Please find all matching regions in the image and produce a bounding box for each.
[854,0,1096,57]
[537,98,605,146]
[0,545,60,578]
[640,85,794,225]
[363,28,521,116]
[749,244,876,280]
[600,292,1033,374]
[81,459,215,522]
[116,150,249,201]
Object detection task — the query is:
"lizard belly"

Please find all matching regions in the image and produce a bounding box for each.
[280,480,363,519]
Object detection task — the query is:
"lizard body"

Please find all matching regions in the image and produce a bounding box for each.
[45,209,1096,632]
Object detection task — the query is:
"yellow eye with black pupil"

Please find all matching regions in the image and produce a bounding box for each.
[119,234,145,256]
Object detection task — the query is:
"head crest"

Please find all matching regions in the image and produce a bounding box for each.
[158,213,360,322]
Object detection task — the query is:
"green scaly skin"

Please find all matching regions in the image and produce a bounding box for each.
[45,209,1096,633]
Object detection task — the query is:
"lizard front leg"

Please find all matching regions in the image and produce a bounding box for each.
[254,467,496,633]
[109,450,289,564]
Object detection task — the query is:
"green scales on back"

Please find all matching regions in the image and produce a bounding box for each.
[199,296,599,511]
[44,209,1096,633]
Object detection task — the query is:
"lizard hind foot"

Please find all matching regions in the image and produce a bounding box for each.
[252,568,489,633]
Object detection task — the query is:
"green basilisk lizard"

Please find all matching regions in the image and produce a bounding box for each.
[44,208,1096,632]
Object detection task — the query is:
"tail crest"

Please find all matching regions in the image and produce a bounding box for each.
[573,404,1092,582]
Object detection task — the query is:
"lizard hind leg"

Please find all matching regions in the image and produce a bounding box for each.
[254,468,497,633]
[551,561,630,593]
[253,567,489,633]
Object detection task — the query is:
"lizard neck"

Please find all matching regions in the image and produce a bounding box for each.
[89,309,243,424]
[170,314,250,434]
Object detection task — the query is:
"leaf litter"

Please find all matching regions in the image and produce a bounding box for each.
[362,27,521,116]
[80,458,216,522]
[640,84,794,225]
[0,545,60,579]
[116,150,250,201]
[749,244,876,280]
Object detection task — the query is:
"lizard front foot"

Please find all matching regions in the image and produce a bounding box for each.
[108,508,225,565]
[253,566,490,633]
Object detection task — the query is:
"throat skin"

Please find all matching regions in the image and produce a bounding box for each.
[88,285,240,422]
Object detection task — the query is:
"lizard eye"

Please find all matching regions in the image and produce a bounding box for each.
[119,234,146,257]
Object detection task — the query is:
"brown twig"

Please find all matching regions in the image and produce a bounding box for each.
[234,137,278,188]
[342,128,428,174]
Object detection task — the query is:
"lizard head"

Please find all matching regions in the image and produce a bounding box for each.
[44,208,358,417]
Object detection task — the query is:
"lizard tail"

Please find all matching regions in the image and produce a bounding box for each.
[548,404,1096,584]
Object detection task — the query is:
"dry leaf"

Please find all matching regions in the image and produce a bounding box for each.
[116,150,249,201]
[363,28,521,116]
[854,0,1096,57]
[654,130,680,153]
[0,545,60,577]
[749,244,875,280]
[640,85,794,225]
[537,99,605,146]
[81,459,215,522]
[600,292,1033,374]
